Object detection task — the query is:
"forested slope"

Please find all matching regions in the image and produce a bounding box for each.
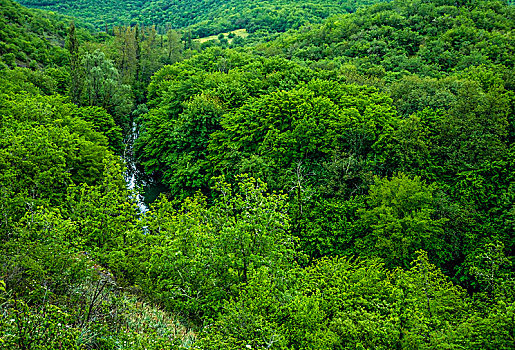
[134,2,515,345]
[0,0,72,67]
[1,0,515,349]
[260,0,515,76]
[0,1,194,347]
[17,0,388,37]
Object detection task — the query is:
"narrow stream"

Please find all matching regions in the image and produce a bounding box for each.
[123,121,148,214]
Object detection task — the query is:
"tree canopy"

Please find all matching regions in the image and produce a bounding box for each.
[1,0,515,348]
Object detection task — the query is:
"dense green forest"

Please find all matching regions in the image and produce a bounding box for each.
[17,0,387,37]
[1,0,515,348]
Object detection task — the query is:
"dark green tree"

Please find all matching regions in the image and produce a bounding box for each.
[80,49,133,130]
[66,21,81,104]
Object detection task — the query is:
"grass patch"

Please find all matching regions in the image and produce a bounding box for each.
[194,28,248,43]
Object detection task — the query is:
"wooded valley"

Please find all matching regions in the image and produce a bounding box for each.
[1,0,514,348]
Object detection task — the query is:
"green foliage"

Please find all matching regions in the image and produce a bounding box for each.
[67,21,81,104]
[0,93,113,227]
[453,298,515,349]
[144,93,226,199]
[19,0,388,38]
[0,66,70,96]
[0,225,192,349]
[468,241,513,293]
[0,160,191,350]
[357,174,448,268]
[1,299,81,349]
[135,175,296,321]
[0,0,70,67]
[136,49,318,199]
[201,252,479,349]
[0,66,124,154]
[79,49,133,130]
[297,195,366,261]
[72,106,124,154]
[64,157,137,252]
[262,0,515,75]
[2,0,515,348]
[210,79,398,192]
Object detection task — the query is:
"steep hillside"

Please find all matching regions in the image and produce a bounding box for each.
[260,0,515,77]
[0,1,195,348]
[0,0,100,68]
[0,0,70,67]
[17,0,388,36]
